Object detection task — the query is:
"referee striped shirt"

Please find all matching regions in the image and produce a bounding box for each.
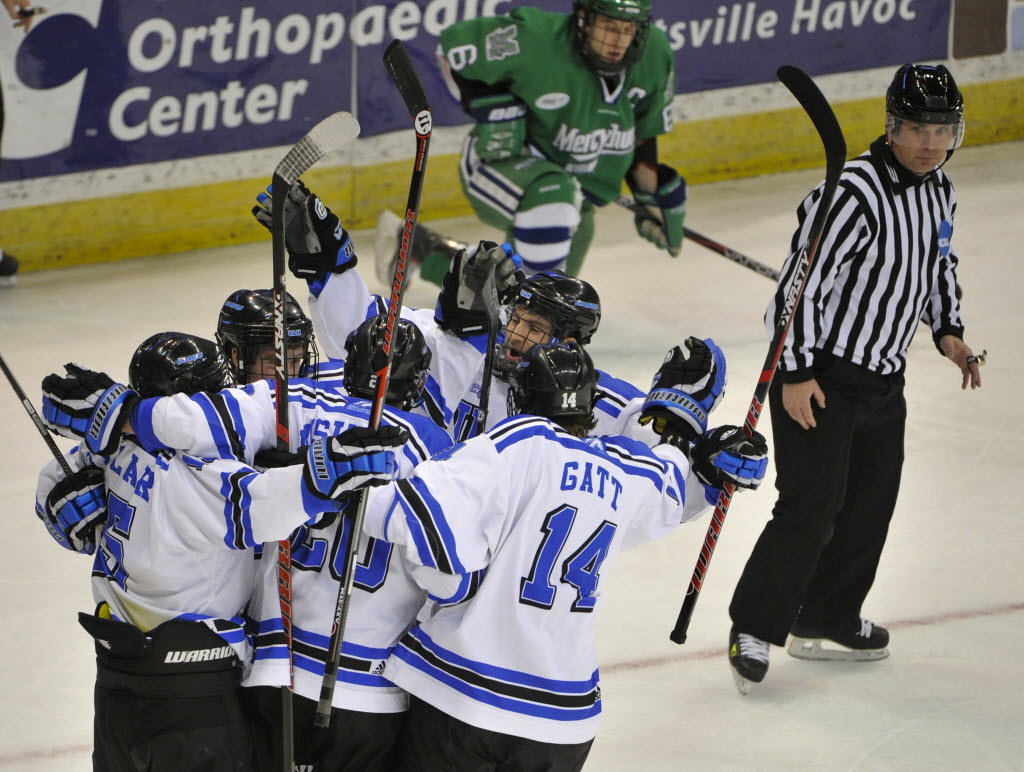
[768,137,964,380]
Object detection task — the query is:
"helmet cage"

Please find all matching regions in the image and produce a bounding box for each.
[573,0,651,75]
[215,290,319,383]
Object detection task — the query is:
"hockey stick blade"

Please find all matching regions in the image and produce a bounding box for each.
[274,111,360,186]
[668,66,846,646]
[383,40,430,119]
[314,40,432,729]
[776,66,847,187]
[615,195,780,281]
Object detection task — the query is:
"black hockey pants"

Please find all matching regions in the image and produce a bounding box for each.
[398,695,593,772]
[80,610,255,771]
[729,355,906,646]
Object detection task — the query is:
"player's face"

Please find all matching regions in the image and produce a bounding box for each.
[245,343,305,382]
[583,13,637,66]
[502,307,555,367]
[887,120,961,175]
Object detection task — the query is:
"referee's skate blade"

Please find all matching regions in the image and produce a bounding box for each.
[730,664,754,695]
[787,635,889,662]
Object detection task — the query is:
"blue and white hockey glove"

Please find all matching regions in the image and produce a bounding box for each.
[633,164,687,257]
[41,364,138,455]
[640,337,726,443]
[467,93,527,162]
[690,425,768,500]
[252,180,357,280]
[301,426,407,501]
[40,465,108,554]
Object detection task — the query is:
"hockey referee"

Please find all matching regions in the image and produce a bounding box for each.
[727,63,985,690]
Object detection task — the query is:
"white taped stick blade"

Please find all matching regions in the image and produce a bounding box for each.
[274,112,361,185]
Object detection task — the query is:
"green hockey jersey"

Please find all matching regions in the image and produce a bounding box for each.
[440,7,676,205]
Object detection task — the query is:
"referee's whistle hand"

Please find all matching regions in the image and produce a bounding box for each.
[781,379,825,430]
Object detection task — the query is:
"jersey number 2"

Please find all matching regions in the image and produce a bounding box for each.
[519,504,616,613]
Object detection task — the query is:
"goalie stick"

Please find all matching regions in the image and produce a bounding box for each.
[314,39,431,728]
[270,110,360,767]
[669,65,847,645]
[0,351,73,476]
[617,195,781,281]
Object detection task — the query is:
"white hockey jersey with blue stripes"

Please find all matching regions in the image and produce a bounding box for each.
[305,266,660,445]
[35,439,338,666]
[130,379,453,711]
[362,415,702,743]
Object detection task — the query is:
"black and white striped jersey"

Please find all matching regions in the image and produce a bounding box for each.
[768,137,965,381]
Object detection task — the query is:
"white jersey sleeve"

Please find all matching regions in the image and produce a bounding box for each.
[304,265,490,430]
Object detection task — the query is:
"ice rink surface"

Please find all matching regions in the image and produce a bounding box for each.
[1,139,1021,770]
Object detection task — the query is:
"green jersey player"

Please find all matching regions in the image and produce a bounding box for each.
[375,0,686,286]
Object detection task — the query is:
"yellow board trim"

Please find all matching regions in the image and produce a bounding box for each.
[3,77,1022,273]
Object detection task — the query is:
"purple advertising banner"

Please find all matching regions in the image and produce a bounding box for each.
[1,0,950,183]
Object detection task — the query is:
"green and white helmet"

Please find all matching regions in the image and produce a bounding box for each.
[573,0,652,75]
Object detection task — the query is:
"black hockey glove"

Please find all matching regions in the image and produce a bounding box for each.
[41,465,108,554]
[252,180,357,280]
[690,425,768,493]
[254,447,304,469]
[436,241,525,337]
[301,426,408,501]
[41,364,138,455]
[640,337,727,443]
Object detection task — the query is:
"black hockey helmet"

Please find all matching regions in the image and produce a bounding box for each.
[886,64,964,125]
[573,0,651,75]
[216,288,318,382]
[344,315,432,412]
[129,332,235,399]
[507,341,598,426]
[509,270,601,344]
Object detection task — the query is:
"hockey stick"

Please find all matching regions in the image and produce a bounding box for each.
[474,269,500,438]
[669,65,847,645]
[269,110,360,767]
[314,39,431,728]
[617,195,781,281]
[0,351,73,476]
[621,195,965,305]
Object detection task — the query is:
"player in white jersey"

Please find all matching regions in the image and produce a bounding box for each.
[36,332,401,772]
[98,315,454,772]
[358,341,768,770]
[253,182,666,444]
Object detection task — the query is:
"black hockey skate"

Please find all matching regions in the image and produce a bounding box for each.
[729,626,770,695]
[0,250,18,286]
[0,251,19,288]
[374,210,466,287]
[787,617,890,661]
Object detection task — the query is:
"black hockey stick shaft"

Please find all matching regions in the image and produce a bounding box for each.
[669,65,847,645]
[617,195,781,281]
[474,270,500,438]
[0,351,74,476]
[314,39,431,728]
[268,110,360,765]
[269,166,296,772]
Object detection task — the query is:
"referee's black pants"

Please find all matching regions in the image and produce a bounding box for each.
[729,355,906,646]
